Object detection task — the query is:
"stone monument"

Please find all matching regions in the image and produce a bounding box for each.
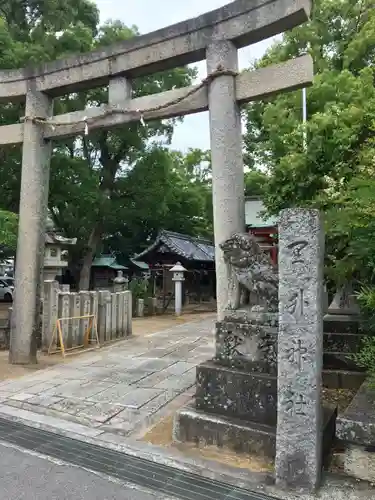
[174,232,280,456]
[276,208,329,491]
[175,220,337,492]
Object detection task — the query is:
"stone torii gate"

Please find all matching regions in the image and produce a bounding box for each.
[0,0,313,364]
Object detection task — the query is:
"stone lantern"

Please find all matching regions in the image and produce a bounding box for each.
[170,262,186,316]
[113,270,128,292]
[43,215,77,282]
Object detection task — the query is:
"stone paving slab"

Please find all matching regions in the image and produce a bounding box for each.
[153,370,196,392]
[0,316,215,441]
[86,383,133,403]
[140,391,179,413]
[77,401,126,423]
[136,370,174,388]
[49,398,96,415]
[89,387,163,408]
[0,391,14,402]
[24,395,62,407]
[101,371,150,385]
[0,389,371,500]
[0,404,103,437]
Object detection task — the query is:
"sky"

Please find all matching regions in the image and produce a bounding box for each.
[95,0,278,152]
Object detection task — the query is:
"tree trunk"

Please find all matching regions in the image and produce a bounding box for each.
[78,226,102,290]
[78,133,118,290]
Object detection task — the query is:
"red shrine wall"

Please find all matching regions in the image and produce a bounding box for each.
[247,226,278,265]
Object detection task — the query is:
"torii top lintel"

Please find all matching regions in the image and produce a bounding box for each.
[0,0,311,101]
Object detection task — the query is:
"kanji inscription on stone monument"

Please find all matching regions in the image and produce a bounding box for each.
[284,389,308,417]
[276,208,324,491]
[287,240,308,264]
[286,339,307,370]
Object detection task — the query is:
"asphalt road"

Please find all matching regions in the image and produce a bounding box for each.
[0,441,174,500]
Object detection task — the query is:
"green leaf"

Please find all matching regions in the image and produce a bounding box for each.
[242,0,375,285]
[0,2,212,288]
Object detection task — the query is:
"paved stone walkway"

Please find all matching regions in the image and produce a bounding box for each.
[0,316,372,500]
[0,316,214,441]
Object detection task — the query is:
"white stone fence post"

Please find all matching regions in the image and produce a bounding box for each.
[41,281,132,350]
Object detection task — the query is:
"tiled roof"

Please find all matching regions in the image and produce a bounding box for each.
[45,232,77,246]
[130,259,149,270]
[134,230,214,262]
[92,255,128,270]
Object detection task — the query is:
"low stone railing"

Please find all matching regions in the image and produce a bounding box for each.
[42,281,132,351]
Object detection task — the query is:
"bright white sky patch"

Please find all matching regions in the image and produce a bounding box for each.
[95,0,278,152]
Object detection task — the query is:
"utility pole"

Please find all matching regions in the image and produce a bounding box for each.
[302,87,307,151]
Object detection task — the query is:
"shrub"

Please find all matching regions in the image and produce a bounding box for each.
[353,286,375,385]
[129,276,149,302]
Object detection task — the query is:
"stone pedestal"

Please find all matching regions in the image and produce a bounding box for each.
[175,212,336,491]
[175,315,336,462]
[174,314,279,456]
[196,361,277,425]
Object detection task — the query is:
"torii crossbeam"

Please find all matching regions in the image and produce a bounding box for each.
[0,0,313,365]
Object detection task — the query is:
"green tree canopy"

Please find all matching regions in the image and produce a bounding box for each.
[0,209,18,258]
[103,147,213,262]
[243,0,375,284]
[0,1,213,288]
[244,170,269,197]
